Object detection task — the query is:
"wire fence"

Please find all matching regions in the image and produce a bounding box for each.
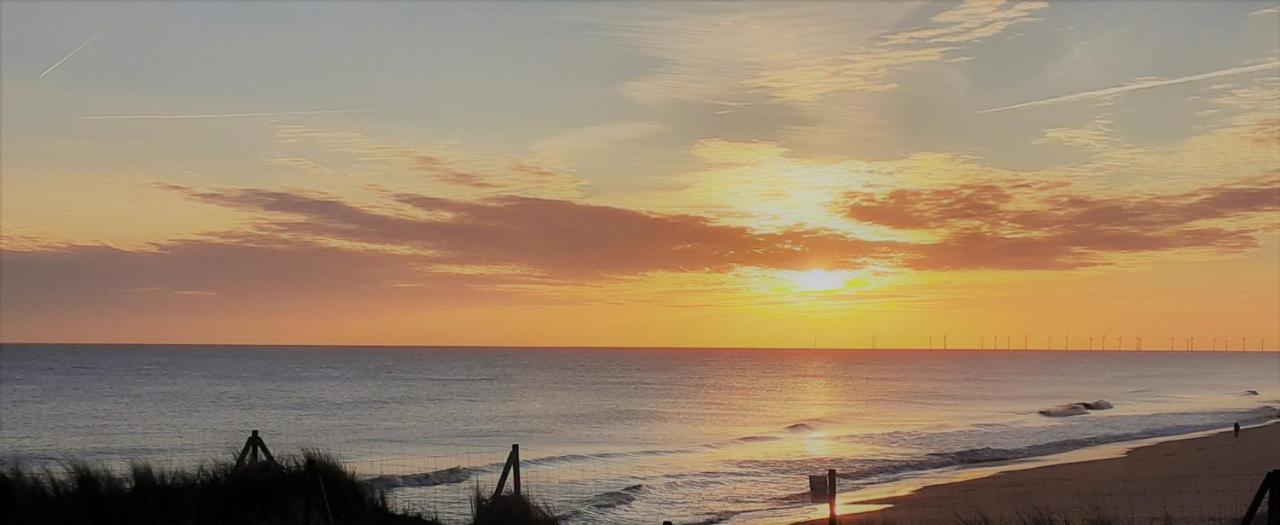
[3,433,1274,525]
[340,449,1277,524]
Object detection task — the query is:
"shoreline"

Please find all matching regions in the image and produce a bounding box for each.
[795,421,1279,524]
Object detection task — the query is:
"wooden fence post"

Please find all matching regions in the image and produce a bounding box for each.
[235,430,277,468]
[1269,469,1279,525]
[304,458,334,525]
[1241,470,1279,525]
[492,444,521,499]
[828,468,837,525]
[512,444,521,497]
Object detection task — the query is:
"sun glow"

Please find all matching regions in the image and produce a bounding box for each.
[785,269,853,292]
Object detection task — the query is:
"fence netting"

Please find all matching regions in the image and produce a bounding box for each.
[3,437,1272,525]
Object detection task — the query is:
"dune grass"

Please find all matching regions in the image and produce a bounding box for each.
[472,490,559,525]
[0,450,558,525]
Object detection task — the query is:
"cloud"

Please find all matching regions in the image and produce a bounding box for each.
[5,168,1275,340]
[882,0,1048,45]
[268,124,583,197]
[744,47,953,102]
[0,240,435,309]
[603,1,1043,106]
[263,154,331,176]
[1033,116,1120,151]
[843,176,1280,269]
[77,109,406,120]
[980,60,1280,113]
[165,185,886,278]
[530,121,666,159]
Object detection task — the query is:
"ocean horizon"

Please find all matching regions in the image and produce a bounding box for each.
[3,344,1276,524]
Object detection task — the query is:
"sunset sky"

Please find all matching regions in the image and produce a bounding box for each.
[2,1,1278,348]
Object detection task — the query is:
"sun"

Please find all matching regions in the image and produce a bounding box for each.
[785,269,852,292]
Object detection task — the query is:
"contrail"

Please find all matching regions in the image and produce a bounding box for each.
[39,26,109,78]
[980,60,1280,114]
[77,109,395,120]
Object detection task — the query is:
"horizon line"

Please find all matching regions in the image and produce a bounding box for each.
[2,341,1275,352]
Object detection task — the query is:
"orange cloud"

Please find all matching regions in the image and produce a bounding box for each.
[165,185,887,278]
[844,176,1280,269]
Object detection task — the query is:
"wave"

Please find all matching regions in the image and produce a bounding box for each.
[933,407,1275,466]
[1039,404,1089,417]
[410,376,496,382]
[1039,399,1113,417]
[585,484,644,509]
[761,405,1279,501]
[365,466,471,489]
[520,423,806,467]
[686,510,742,525]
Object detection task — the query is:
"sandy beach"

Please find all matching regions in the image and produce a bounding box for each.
[803,422,1279,524]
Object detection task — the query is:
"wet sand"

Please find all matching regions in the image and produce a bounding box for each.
[802,422,1279,524]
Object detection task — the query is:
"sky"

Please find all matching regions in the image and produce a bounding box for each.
[1,1,1278,348]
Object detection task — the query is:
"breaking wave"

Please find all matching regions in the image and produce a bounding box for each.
[585,484,644,509]
[365,466,472,489]
[1039,399,1113,417]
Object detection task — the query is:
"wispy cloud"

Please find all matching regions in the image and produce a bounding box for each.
[77,109,401,120]
[39,25,109,78]
[980,60,1280,113]
[530,121,665,159]
[607,1,1046,106]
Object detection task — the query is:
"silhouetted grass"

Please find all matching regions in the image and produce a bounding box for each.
[0,450,439,525]
[471,489,559,525]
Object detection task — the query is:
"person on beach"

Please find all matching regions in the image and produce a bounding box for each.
[1233,422,1240,437]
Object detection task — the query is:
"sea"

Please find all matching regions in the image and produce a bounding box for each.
[1,344,1277,524]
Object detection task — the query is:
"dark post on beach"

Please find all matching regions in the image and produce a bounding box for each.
[492,443,522,499]
[827,468,837,525]
[1241,469,1280,525]
[512,444,521,497]
[1272,470,1280,525]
